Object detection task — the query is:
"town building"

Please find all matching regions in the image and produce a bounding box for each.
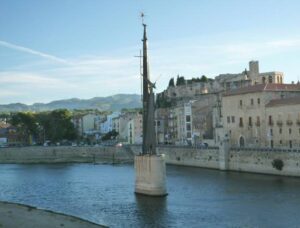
[127,113,142,144]
[221,83,300,148]
[155,94,216,145]
[100,112,121,134]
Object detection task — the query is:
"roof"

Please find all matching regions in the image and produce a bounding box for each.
[266,96,300,107]
[223,83,300,96]
[0,123,10,129]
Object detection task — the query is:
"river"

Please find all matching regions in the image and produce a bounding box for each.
[0,164,299,227]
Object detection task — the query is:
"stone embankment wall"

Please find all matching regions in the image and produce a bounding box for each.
[229,148,300,176]
[1,145,300,177]
[0,146,133,164]
[129,145,300,177]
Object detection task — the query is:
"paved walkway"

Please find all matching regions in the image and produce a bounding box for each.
[0,201,105,228]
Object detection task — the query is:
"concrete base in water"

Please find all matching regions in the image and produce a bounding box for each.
[134,154,167,196]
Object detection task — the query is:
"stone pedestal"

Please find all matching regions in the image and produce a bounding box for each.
[134,154,167,196]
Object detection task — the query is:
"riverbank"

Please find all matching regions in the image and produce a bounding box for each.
[0,146,133,164]
[1,145,300,177]
[0,201,105,228]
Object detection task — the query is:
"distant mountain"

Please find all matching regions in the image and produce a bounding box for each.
[0,94,142,112]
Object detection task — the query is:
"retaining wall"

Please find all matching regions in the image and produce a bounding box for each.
[129,145,300,177]
[0,146,132,164]
[1,145,300,177]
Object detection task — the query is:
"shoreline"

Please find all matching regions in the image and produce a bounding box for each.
[0,201,106,228]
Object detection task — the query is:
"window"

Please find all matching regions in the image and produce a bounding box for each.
[269,115,273,126]
[279,140,282,145]
[239,117,243,127]
[268,75,273,83]
[187,132,192,138]
[227,116,230,123]
[279,128,282,134]
[186,123,191,131]
[256,116,260,126]
[262,77,266,84]
[249,117,252,126]
[289,128,292,134]
[231,116,235,123]
[270,129,273,136]
[157,121,161,126]
[239,100,243,106]
[186,115,191,122]
[257,98,260,105]
[289,140,293,148]
[251,99,254,105]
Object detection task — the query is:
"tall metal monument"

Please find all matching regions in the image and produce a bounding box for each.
[141,22,156,155]
[134,15,167,196]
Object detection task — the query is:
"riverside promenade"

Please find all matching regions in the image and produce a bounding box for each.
[0,201,105,228]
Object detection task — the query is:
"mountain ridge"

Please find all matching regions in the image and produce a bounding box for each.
[0,94,142,112]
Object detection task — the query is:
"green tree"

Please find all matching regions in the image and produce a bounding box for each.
[36,110,77,143]
[102,130,118,141]
[10,112,38,144]
[168,78,175,87]
[199,75,208,82]
[176,75,185,86]
[47,109,77,142]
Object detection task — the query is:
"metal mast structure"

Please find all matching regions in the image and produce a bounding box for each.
[141,17,156,155]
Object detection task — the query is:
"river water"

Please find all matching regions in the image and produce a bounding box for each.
[0,164,300,227]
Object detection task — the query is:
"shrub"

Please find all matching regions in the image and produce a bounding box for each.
[272,159,284,171]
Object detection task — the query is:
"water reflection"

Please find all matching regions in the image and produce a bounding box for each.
[0,164,300,227]
[135,194,167,227]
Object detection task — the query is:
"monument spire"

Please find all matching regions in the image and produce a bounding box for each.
[134,14,167,196]
[141,17,156,155]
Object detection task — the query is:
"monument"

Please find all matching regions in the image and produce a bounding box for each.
[134,18,167,196]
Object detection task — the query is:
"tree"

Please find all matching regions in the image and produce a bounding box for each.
[46,109,77,142]
[102,130,118,141]
[36,110,77,143]
[168,78,175,87]
[199,75,208,82]
[10,112,38,144]
[176,75,185,86]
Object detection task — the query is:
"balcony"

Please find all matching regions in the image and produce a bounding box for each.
[276,120,283,126]
[286,120,293,126]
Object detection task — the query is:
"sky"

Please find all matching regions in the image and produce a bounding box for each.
[1,0,300,105]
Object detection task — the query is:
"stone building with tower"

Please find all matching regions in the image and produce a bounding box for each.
[155,60,297,147]
[215,60,284,91]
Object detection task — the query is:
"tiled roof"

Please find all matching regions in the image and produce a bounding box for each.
[0,123,10,129]
[223,83,300,96]
[266,96,300,107]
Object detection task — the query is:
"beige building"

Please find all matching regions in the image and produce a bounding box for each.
[222,83,300,148]
[265,97,300,148]
[113,111,142,144]
[127,113,143,144]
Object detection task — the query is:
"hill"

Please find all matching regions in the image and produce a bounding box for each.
[0,94,142,112]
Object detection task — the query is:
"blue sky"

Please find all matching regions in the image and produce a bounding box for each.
[1,0,300,104]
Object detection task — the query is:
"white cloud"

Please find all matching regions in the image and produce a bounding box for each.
[1,36,300,104]
[0,40,70,64]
